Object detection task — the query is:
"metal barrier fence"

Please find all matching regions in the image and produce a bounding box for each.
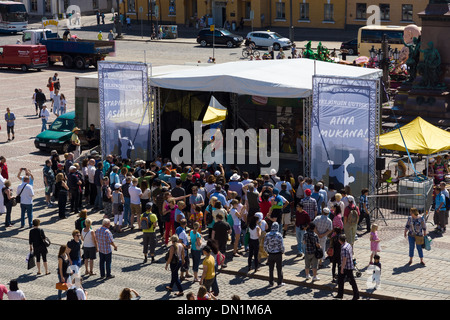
[367,186,434,225]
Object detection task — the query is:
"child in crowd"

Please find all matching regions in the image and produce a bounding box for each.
[369,224,381,265]
[197,285,216,300]
[189,205,204,231]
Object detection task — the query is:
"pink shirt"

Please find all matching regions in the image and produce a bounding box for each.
[0,284,7,300]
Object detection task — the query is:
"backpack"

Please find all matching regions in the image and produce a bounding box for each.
[141,212,153,230]
[445,194,450,210]
[165,245,179,265]
[348,207,359,225]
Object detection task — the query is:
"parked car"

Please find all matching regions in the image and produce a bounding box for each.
[34,111,78,153]
[0,44,48,71]
[196,28,243,48]
[245,31,292,51]
[340,38,358,55]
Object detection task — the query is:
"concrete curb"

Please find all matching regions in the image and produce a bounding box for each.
[218,263,405,301]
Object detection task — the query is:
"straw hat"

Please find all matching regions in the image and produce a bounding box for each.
[72,127,81,132]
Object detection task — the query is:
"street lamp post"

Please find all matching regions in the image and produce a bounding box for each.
[289,0,294,42]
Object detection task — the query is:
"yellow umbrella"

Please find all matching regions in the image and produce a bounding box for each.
[379,117,450,155]
[202,96,227,125]
[202,106,227,125]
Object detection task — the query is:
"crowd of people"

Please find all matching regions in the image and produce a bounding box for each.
[32,73,68,133]
[1,144,447,300]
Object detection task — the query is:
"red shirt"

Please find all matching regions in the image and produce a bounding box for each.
[0,163,8,179]
[295,210,311,228]
[259,200,271,218]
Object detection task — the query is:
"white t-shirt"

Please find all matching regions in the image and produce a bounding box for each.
[81,229,95,248]
[52,93,61,109]
[40,108,50,121]
[275,181,293,193]
[7,290,25,300]
[249,225,261,240]
[88,165,96,184]
[230,208,241,227]
[16,183,34,205]
[128,185,142,205]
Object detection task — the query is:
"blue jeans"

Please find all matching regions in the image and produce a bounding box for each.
[57,273,69,300]
[123,197,131,225]
[20,204,33,228]
[99,252,112,277]
[191,249,202,273]
[296,227,306,254]
[41,118,47,132]
[408,235,423,259]
[169,261,183,292]
[72,258,81,268]
[95,186,103,209]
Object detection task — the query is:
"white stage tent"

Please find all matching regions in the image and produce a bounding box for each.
[149,58,383,98]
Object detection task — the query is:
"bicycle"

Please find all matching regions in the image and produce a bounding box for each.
[242,46,260,59]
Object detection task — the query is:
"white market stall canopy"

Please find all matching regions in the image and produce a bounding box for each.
[149,58,383,98]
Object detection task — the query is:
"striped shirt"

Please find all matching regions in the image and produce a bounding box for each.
[95,226,114,254]
[301,197,317,220]
[340,242,354,270]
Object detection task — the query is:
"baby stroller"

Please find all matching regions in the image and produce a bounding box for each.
[353,258,362,278]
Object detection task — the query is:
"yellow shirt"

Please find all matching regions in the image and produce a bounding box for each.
[71,133,80,145]
[202,255,215,280]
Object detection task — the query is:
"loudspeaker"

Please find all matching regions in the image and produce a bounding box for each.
[376,157,386,171]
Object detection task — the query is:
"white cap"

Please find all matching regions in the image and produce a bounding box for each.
[69,166,77,171]
[270,169,277,175]
[214,170,221,176]
[347,195,355,203]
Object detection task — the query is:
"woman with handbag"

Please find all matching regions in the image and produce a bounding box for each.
[2,180,14,227]
[404,207,427,266]
[57,245,71,300]
[29,219,50,275]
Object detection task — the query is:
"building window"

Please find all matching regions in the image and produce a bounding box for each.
[169,0,176,15]
[356,3,366,20]
[324,4,334,22]
[128,0,136,12]
[93,0,98,10]
[245,1,251,19]
[45,0,51,13]
[299,3,309,20]
[276,2,285,20]
[30,0,38,12]
[380,4,390,21]
[402,4,413,21]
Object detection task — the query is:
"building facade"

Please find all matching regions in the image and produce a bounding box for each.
[23,0,117,17]
[345,0,428,28]
[122,0,347,30]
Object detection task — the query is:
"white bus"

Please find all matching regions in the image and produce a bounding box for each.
[357,25,406,57]
[0,1,28,34]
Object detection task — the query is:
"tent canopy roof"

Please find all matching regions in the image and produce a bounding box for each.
[149,58,382,98]
[379,117,450,155]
